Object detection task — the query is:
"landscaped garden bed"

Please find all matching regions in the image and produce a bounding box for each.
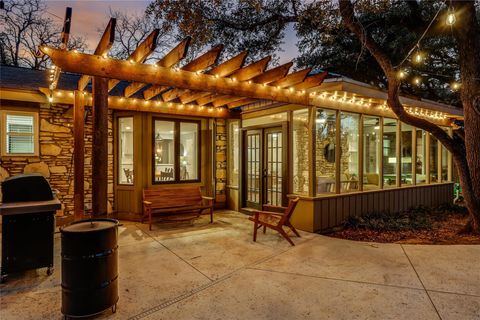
[329,204,480,244]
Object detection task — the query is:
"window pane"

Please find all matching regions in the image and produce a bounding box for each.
[6,114,35,154]
[340,112,359,193]
[228,121,239,186]
[401,123,413,185]
[180,122,199,181]
[429,134,439,183]
[118,117,133,184]
[316,108,336,194]
[154,120,175,182]
[293,109,309,195]
[383,118,397,187]
[441,144,449,182]
[416,129,427,184]
[6,114,34,133]
[363,116,381,190]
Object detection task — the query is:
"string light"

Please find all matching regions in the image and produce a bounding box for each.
[413,50,424,64]
[397,69,407,79]
[413,77,422,86]
[446,9,456,26]
[451,82,461,91]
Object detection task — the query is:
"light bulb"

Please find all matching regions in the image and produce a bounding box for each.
[451,82,461,90]
[414,52,423,64]
[414,77,422,86]
[398,70,406,79]
[446,12,456,26]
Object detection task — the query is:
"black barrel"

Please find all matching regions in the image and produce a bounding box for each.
[60,219,119,318]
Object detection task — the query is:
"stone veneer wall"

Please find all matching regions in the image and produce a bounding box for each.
[215,119,227,206]
[0,102,114,215]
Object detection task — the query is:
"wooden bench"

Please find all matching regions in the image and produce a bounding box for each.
[142,187,214,230]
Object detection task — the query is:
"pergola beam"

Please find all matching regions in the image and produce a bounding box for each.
[143,44,224,100]
[77,18,116,91]
[41,47,315,107]
[124,37,191,98]
[108,29,160,92]
[179,51,248,104]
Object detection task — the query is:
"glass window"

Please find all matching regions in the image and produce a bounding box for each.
[383,118,397,187]
[293,109,309,195]
[180,122,199,181]
[340,112,359,193]
[118,117,134,184]
[2,112,38,156]
[400,123,413,185]
[416,129,427,184]
[363,116,381,190]
[228,121,240,186]
[316,108,336,194]
[429,134,439,183]
[441,144,449,182]
[154,120,176,182]
[153,119,200,183]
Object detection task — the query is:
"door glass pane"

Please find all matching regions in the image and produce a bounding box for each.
[246,133,260,204]
[416,129,427,184]
[363,116,381,190]
[316,108,336,194]
[429,134,439,183]
[118,117,133,184]
[154,120,175,182]
[340,112,359,193]
[293,109,309,195]
[266,131,282,206]
[180,122,199,181]
[383,118,397,188]
[401,123,413,185]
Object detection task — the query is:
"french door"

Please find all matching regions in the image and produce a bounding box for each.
[244,126,287,209]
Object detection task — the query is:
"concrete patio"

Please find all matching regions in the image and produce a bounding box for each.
[1,210,479,320]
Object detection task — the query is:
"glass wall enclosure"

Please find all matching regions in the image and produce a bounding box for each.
[416,129,427,184]
[284,106,453,198]
[292,109,309,195]
[400,124,414,185]
[118,117,134,184]
[340,112,359,193]
[316,109,336,194]
[363,116,381,190]
[383,118,397,187]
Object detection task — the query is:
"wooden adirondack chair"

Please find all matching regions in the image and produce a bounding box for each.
[249,198,300,246]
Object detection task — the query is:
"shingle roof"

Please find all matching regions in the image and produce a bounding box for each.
[0,65,147,98]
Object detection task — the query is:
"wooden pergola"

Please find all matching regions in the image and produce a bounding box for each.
[39,14,328,220]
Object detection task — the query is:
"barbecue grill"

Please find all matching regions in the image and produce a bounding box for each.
[0,173,61,282]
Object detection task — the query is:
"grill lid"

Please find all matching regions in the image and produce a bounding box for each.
[2,174,54,203]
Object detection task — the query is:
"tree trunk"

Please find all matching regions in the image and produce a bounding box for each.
[339,0,480,233]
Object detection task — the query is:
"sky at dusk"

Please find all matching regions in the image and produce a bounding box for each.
[45,0,299,64]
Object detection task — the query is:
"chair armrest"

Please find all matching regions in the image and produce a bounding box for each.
[143,201,152,206]
[201,196,214,200]
[201,196,214,206]
[252,210,284,217]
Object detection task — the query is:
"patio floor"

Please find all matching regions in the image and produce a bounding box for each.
[1,210,479,320]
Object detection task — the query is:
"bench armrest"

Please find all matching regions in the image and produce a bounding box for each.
[143,200,153,206]
[201,196,214,206]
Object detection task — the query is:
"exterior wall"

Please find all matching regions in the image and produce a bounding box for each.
[290,183,454,233]
[215,119,227,207]
[0,101,114,215]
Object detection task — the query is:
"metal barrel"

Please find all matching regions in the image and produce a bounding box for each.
[60,219,119,318]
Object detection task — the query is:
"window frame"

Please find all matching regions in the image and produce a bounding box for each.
[0,110,39,157]
[151,117,201,184]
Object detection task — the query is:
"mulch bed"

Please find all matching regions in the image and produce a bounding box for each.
[328,208,480,245]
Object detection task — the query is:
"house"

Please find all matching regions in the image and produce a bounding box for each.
[0,27,463,232]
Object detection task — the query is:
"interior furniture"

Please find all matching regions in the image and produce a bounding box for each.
[249,198,300,246]
[142,186,214,230]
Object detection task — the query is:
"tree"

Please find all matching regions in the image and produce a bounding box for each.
[0,0,85,69]
[147,0,480,232]
[105,10,174,61]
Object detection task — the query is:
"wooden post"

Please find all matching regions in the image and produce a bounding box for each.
[92,77,109,216]
[73,90,85,220]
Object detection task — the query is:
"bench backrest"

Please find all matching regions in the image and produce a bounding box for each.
[143,186,203,208]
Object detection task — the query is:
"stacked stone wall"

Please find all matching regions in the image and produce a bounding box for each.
[0,102,113,215]
[215,119,227,206]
